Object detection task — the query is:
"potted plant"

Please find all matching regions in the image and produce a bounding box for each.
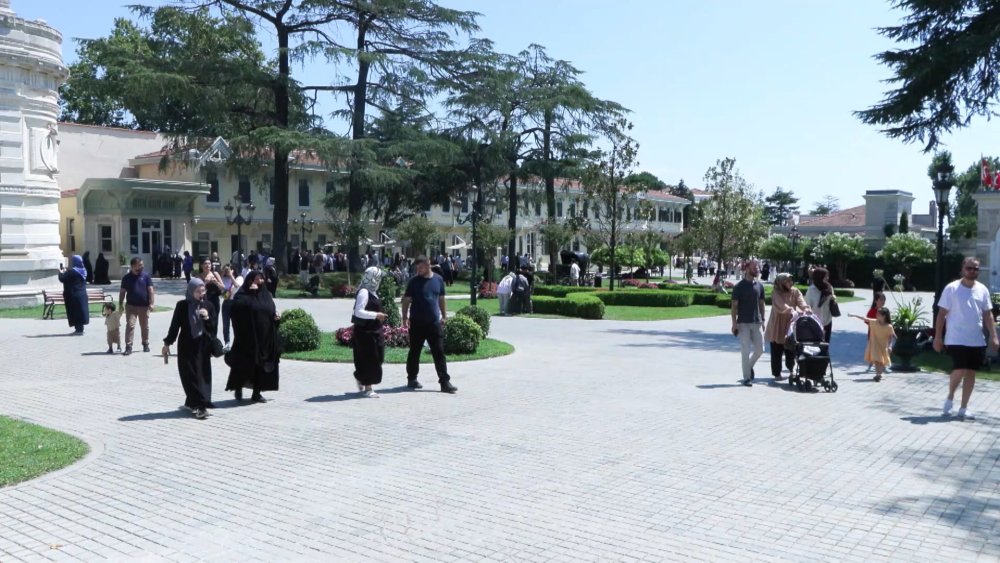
[117,251,130,280]
[890,287,930,372]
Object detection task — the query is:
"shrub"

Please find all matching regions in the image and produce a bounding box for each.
[596,290,693,308]
[377,274,401,327]
[478,281,497,298]
[638,282,659,289]
[532,294,605,319]
[443,315,483,354]
[716,294,733,308]
[330,284,353,298]
[691,293,718,306]
[532,286,598,298]
[834,288,855,298]
[335,326,353,346]
[279,311,322,352]
[456,305,490,337]
[280,308,311,324]
[619,279,642,287]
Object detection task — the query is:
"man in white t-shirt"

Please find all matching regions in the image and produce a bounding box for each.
[569,260,580,286]
[933,256,998,420]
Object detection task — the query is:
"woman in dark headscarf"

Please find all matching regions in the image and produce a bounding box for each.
[805,266,837,343]
[226,271,281,403]
[58,255,90,334]
[93,253,111,285]
[162,278,216,419]
[352,267,388,398]
[82,251,94,284]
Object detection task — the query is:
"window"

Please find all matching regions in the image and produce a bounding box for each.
[317,234,328,249]
[290,234,301,250]
[164,220,172,253]
[423,199,432,212]
[461,195,469,213]
[67,218,75,252]
[206,171,219,203]
[568,203,576,217]
[258,233,272,253]
[659,207,668,222]
[298,179,310,207]
[99,225,113,253]
[572,239,580,252]
[238,175,251,203]
[194,232,213,262]
[326,181,336,196]
[557,201,563,217]
[583,201,589,219]
[129,219,139,254]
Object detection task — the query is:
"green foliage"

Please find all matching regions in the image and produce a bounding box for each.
[898,211,909,234]
[811,232,867,282]
[810,195,840,216]
[949,215,977,240]
[757,234,798,263]
[395,215,439,257]
[690,157,768,266]
[443,315,483,354]
[716,294,733,308]
[890,295,930,331]
[764,187,799,226]
[278,309,322,353]
[0,416,89,487]
[456,305,490,337]
[532,286,598,298]
[377,274,401,327]
[532,294,605,319]
[834,289,855,298]
[876,232,936,281]
[596,290,693,308]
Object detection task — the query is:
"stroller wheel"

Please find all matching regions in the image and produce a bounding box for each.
[804,379,814,392]
[796,380,804,391]
[831,381,839,392]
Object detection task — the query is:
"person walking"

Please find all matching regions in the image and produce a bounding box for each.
[82,251,94,284]
[162,278,216,419]
[933,257,999,420]
[764,273,809,381]
[849,308,895,382]
[352,267,388,398]
[226,271,281,403]
[118,257,155,355]
[401,255,457,393]
[102,303,122,353]
[805,267,837,343]
[197,258,225,334]
[263,257,279,295]
[569,260,580,286]
[219,265,241,351]
[58,255,90,335]
[865,292,887,373]
[182,251,193,282]
[93,253,111,285]
[731,260,765,386]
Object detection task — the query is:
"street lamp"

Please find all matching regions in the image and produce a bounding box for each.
[453,184,495,306]
[933,170,954,313]
[290,212,316,251]
[789,213,801,280]
[224,194,255,254]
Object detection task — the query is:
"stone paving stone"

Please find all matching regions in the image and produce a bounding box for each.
[0,286,998,560]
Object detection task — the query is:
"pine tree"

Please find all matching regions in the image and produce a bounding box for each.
[764,187,799,226]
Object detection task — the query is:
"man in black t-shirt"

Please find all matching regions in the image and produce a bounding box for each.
[402,256,457,393]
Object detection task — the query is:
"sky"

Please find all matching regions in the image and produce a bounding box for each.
[22,0,1000,214]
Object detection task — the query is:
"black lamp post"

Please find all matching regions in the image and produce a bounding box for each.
[453,184,493,306]
[224,194,254,254]
[933,171,954,313]
[789,215,801,280]
[290,212,316,251]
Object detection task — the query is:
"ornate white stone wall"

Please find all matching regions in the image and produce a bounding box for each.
[0,0,69,305]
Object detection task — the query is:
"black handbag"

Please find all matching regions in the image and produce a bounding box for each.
[209,335,225,358]
[829,298,841,318]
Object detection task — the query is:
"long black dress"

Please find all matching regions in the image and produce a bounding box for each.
[164,301,216,410]
[57,269,89,331]
[352,290,384,385]
[82,252,94,284]
[93,254,111,285]
[226,287,280,393]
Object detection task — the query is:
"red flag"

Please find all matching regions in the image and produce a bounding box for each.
[994,169,1000,191]
[983,158,994,188]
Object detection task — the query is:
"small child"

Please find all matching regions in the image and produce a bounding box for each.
[850,307,896,382]
[102,302,122,354]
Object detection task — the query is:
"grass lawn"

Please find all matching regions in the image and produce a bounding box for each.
[0,303,170,320]
[908,350,1000,382]
[285,336,515,363]
[602,304,726,321]
[0,416,89,487]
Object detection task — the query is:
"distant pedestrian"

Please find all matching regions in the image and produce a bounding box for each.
[58,255,90,335]
[401,256,456,393]
[182,251,193,282]
[731,259,765,386]
[865,292,887,373]
[497,271,515,315]
[82,251,94,284]
[102,302,122,354]
[118,257,155,355]
[352,267,388,398]
[849,308,895,382]
[569,260,580,286]
[264,257,279,295]
[933,257,999,420]
[226,271,281,403]
[93,253,111,285]
[197,258,225,335]
[162,278,215,420]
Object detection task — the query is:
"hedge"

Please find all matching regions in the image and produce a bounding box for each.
[278,309,322,352]
[456,305,491,337]
[532,294,605,319]
[443,315,483,354]
[532,286,599,298]
[595,290,693,308]
[716,295,732,308]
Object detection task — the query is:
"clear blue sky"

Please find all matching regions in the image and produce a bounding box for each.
[25,0,999,214]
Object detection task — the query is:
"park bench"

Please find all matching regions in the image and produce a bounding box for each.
[42,288,112,320]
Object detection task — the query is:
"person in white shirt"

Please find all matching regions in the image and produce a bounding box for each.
[569,260,580,286]
[497,272,515,315]
[933,256,999,420]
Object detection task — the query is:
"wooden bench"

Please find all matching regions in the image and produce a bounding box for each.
[42,288,113,320]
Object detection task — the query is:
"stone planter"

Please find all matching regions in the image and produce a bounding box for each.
[891,327,927,372]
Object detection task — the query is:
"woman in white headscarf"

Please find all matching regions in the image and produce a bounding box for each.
[162,278,215,419]
[263,256,279,295]
[352,267,388,398]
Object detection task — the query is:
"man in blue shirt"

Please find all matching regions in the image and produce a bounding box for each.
[401,255,457,393]
[118,257,155,355]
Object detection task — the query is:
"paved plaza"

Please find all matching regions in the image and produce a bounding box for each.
[1,285,998,562]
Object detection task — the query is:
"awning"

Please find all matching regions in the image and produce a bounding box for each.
[447,235,468,250]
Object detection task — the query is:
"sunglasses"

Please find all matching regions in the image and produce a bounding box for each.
[965,266,980,272]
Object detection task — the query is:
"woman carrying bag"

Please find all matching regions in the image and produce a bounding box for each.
[805,267,838,343]
[352,267,388,398]
[162,278,216,420]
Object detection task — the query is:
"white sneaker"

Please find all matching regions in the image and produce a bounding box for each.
[365,390,380,398]
[957,408,975,420]
[943,399,954,416]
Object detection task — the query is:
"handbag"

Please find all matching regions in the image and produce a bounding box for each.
[209,335,225,358]
[829,298,841,318]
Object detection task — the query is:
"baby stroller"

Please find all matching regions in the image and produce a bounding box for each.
[786,312,838,392]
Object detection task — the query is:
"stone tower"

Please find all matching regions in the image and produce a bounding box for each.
[0,0,69,306]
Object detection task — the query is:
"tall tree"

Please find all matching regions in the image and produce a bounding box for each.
[949,157,996,239]
[856,1,1000,150]
[810,195,840,216]
[690,158,766,269]
[669,178,696,229]
[763,186,799,226]
[627,172,668,192]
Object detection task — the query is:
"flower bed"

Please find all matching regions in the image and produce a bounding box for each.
[478,281,497,298]
[330,284,354,298]
[334,325,410,348]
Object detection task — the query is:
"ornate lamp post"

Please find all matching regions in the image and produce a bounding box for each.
[453,184,494,306]
[933,170,954,313]
[224,194,255,254]
[790,217,801,280]
[290,212,316,251]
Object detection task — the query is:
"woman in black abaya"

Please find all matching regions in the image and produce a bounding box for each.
[162,278,216,419]
[226,271,281,403]
[82,251,94,284]
[93,253,111,285]
[57,255,89,334]
[351,267,387,398]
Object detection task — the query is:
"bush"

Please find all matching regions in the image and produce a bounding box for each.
[596,290,693,308]
[330,284,353,298]
[377,274,401,327]
[638,282,659,289]
[532,294,605,319]
[716,294,732,308]
[279,310,321,352]
[456,305,490,337]
[443,315,483,354]
[834,288,855,298]
[691,293,719,306]
[532,286,598,298]
[619,279,642,287]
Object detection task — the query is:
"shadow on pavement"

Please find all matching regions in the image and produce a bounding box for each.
[306,386,423,402]
[24,333,79,338]
[118,409,193,421]
[900,414,955,425]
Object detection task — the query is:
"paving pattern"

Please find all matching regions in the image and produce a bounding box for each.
[1,284,998,562]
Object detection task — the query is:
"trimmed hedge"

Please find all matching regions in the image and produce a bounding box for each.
[834,288,854,298]
[532,286,599,298]
[716,294,732,308]
[595,290,693,308]
[456,305,491,337]
[532,294,605,319]
[443,315,483,354]
[278,309,322,352]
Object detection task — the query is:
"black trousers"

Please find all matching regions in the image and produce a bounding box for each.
[407,321,450,383]
[770,342,795,377]
[823,323,832,343]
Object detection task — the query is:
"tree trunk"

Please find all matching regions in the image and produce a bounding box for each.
[347,23,370,273]
[271,26,291,274]
[506,171,518,272]
[543,109,557,275]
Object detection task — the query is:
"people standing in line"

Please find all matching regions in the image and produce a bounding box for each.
[264,257,279,295]
[933,257,999,420]
[401,256,457,394]
[865,292,887,373]
[163,278,216,420]
[226,271,281,403]
[93,253,111,285]
[197,258,225,335]
[569,260,580,286]
[57,255,90,335]
[849,309,895,382]
[82,251,94,284]
[764,273,809,381]
[352,267,388,398]
[805,267,837,343]
[102,302,122,354]
[731,260,765,387]
[219,265,241,351]
[118,257,155,355]
[182,251,193,282]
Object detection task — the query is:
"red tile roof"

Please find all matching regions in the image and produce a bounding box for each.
[798,205,866,227]
[60,189,78,197]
